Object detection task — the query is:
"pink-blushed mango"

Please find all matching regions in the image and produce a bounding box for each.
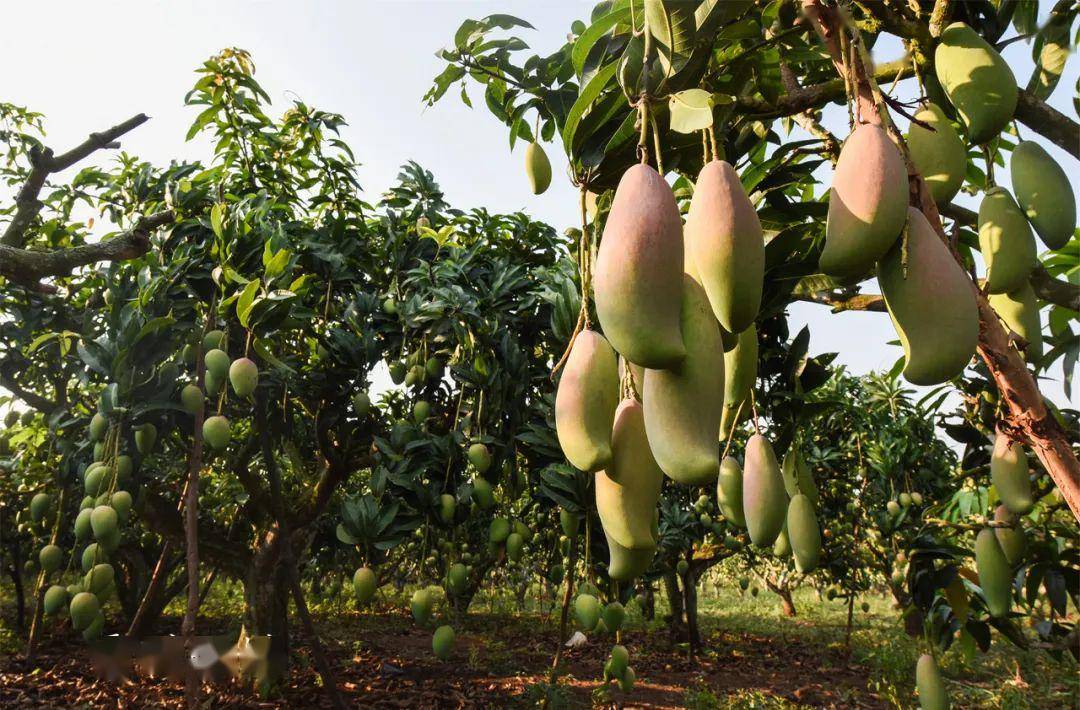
[643,276,724,486]
[717,456,745,528]
[594,164,686,368]
[595,400,664,550]
[719,324,757,440]
[978,187,1036,294]
[821,124,908,280]
[935,22,1017,145]
[906,102,966,206]
[742,434,787,548]
[1011,140,1075,250]
[988,282,1043,362]
[878,208,978,385]
[990,430,1032,515]
[684,160,764,334]
[555,330,619,472]
[787,494,821,573]
[975,527,1012,618]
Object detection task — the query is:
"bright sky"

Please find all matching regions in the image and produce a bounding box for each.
[2,1,1076,408]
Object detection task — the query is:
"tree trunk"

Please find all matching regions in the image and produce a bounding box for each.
[7,548,26,633]
[766,578,797,617]
[683,571,702,652]
[642,582,656,621]
[663,571,687,640]
[245,532,291,686]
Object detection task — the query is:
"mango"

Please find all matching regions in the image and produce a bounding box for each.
[1011,140,1075,249]
[978,187,1036,294]
[180,384,204,415]
[353,390,371,416]
[525,142,552,195]
[781,449,819,508]
[604,528,656,581]
[821,124,908,280]
[993,505,1026,565]
[574,593,602,631]
[90,505,119,542]
[935,22,1017,144]
[204,349,231,381]
[438,493,456,524]
[69,591,101,632]
[202,329,226,351]
[643,276,724,485]
[229,357,259,398]
[82,612,105,640]
[717,456,746,528]
[742,434,787,547]
[30,492,51,522]
[619,666,636,692]
[594,164,685,368]
[595,400,664,550]
[555,330,619,472]
[413,400,430,424]
[446,563,468,596]
[560,509,579,537]
[772,525,791,558]
[468,443,492,473]
[39,544,63,573]
[89,412,107,442]
[74,508,92,540]
[878,208,979,385]
[135,423,157,455]
[110,491,133,521]
[84,562,114,596]
[608,643,630,678]
[720,325,757,440]
[906,102,966,206]
[489,517,511,544]
[975,527,1012,618]
[506,532,525,561]
[43,585,68,615]
[353,567,377,604]
[684,160,764,333]
[411,588,434,625]
[787,494,821,573]
[471,477,494,509]
[203,415,231,450]
[432,625,455,660]
[916,653,950,710]
[988,282,1043,361]
[602,602,625,633]
[990,431,1032,515]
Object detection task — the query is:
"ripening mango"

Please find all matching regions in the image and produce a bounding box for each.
[772,525,791,558]
[906,102,966,206]
[975,527,1012,618]
[595,400,664,551]
[604,527,656,582]
[1011,140,1076,250]
[720,325,757,440]
[821,124,908,280]
[594,164,685,368]
[787,494,821,573]
[916,653,950,710]
[555,330,619,472]
[643,276,724,485]
[978,187,1036,294]
[878,208,979,385]
[717,456,746,528]
[180,384,204,415]
[993,505,1026,565]
[229,357,259,398]
[988,282,1043,362]
[935,22,1017,144]
[525,142,552,195]
[990,430,1033,515]
[204,349,231,381]
[742,434,787,547]
[684,160,764,334]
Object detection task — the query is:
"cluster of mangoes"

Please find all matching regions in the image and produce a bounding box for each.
[179,329,261,452]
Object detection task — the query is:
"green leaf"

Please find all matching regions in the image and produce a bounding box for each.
[236,279,261,328]
[253,337,295,374]
[210,203,226,239]
[668,88,714,133]
[562,61,619,152]
[644,0,697,78]
[572,6,632,77]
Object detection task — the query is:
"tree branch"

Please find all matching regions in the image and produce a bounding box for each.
[1,113,150,248]
[796,290,886,312]
[1014,90,1080,161]
[0,364,58,413]
[736,59,914,119]
[0,210,174,293]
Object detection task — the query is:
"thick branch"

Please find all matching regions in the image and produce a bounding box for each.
[1015,90,1080,161]
[0,365,58,413]
[0,211,174,293]
[796,291,886,312]
[736,59,914,119]
[2,113,150,248]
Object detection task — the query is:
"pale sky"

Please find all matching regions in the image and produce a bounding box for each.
[2,1,1076,408]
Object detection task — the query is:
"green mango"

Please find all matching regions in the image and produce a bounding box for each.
[560,509,579,537]
[202,329,226,351]
[84,563,114,596]
[602,602,625,633]
[605,528,655,581]
[90,505,119,542]
[69,592,101,632]
[30,492,51,522]
[471,477,494,509]
[978,187,1036,294]
[555,330,619,472]
[135,423,157,456]
[110,491,133,521]
[787,494,821,573]
[488,517,511,544]
[467,443,492,473]
[595,400,664,550]
[89,412,108,442]
[203,415,231,451]
[352,390,371,417]
[742,434,786,548]
[446,563,468,597]
[432,625,455,660]
[74,508,92,540]
[717,456,746,528]
[719,325,757,440]
[878,207,979,385]
[180,384,204,415]
[608,644,630,678]
[685,160,764,334]
[993,505,1026,565]
[204,349,231,381]
[594,164,685,368]
[643,276,724,485]
[229,357,259,398]
[906,102,966,206]
[524,142,551,195]
[84,466,108,497]
[39,544,63,573]
[619,666,636,692]
[574,593,602,631]
[82,612,105,641]
[975,527,1012,618]
[352,567,377,605]
[781,449,819,509]
[916,653,950,710]
[772,525,791,558]
[43,585,68,615]
[990,430,1032,515]
[411,588,434,626]
[935,22,1017,144]
[438,493,456,525]
[988,282,1043,361]
[1011,140,1075,250]
[821,124,908,280]
[505,532,525,561]
[388,361,406,384]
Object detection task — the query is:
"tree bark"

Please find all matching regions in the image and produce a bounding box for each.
[766,578,797,617]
